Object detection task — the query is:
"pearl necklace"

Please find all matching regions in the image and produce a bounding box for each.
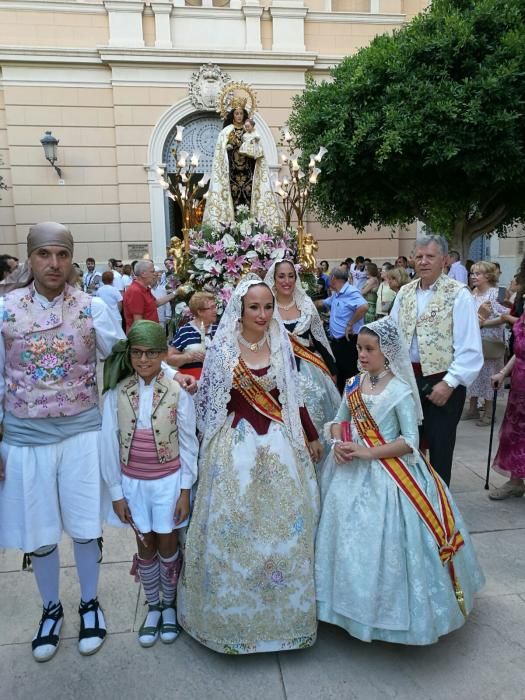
[366,369,390,390]
[277,298,295,311]
[238,332,269,352]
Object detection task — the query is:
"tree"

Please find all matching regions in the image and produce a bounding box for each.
[289,0,525,260]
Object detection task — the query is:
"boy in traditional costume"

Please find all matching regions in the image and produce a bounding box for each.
[101,320,198,647]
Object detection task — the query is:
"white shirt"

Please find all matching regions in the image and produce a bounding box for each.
[121,274,133,289]
[151,283,172,325]
[0,289,125,422]
[100,365,198,500]
[111,269,125,292]
[353,268,368,291]
[448,260,469,284]
[96,283,123,323]
[390,281,483,388]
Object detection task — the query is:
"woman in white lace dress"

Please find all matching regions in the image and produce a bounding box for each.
[264,259,341,458]
[178,277,322,654]
[315,316,484,645]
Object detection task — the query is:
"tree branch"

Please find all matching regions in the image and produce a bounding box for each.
[466,203,509,238]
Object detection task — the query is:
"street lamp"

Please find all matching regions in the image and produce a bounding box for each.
[40,131,62,178]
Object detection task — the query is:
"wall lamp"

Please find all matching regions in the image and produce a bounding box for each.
[40,131,62,178]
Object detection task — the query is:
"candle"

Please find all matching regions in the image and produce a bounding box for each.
[315,146,328,162]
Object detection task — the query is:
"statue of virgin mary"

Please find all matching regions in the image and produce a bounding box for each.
[202,82,283,228]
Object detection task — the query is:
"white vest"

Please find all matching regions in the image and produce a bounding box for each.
[397,274,463,376]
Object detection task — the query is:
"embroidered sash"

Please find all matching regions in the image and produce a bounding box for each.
[288,333,332,377]
[233,359,284,425]
[345,376,467,617]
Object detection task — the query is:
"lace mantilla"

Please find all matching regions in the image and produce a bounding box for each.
[264,260,334,360]
[363,316,423,424]
[196,275,306,452]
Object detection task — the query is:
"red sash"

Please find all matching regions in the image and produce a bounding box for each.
[233,359,284,425]
[288,333,332,377]
[345,376,467,618]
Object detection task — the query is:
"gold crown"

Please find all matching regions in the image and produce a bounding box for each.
[217,81,257,119]
[231,96,247,110]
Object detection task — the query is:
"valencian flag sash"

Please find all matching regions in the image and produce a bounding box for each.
[288,333,332,377]
[345,375,467,618]
[233,359,284,425]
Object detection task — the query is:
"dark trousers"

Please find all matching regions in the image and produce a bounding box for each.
[331,335,358,393]
[416,374,466,486]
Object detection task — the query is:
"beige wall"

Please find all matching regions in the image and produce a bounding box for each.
[2,0,487,271]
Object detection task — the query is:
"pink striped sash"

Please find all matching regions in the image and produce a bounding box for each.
[121,428,180,480]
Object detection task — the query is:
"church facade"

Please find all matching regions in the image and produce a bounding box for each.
[0,0,521,278]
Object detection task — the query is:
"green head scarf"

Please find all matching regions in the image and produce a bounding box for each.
[103,320,168,393]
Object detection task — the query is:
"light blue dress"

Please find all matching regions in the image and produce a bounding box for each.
[316,376,485,645]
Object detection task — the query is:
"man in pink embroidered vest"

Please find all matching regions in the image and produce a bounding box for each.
[390,234,483,485]
[0,222,127,663]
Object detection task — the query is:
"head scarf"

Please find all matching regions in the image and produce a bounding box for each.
[196,274,307,453]
[264,258,334,359]
[27,222,74,257]
[0,221,75,295]
[103,320,168,393]
[361,316,423,424]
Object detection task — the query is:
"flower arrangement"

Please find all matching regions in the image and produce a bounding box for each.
[185,206,297,305]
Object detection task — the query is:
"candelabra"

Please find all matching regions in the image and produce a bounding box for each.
[274,127,327,272]
[157,125,210,265]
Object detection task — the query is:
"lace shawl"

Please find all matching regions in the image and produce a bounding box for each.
[264,260,334,359]
[196,276,306,452]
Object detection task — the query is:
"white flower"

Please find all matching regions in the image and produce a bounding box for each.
[245,250,258,259]
[222,233,237,252]
[239,221,252,237]
[194,258,206,270]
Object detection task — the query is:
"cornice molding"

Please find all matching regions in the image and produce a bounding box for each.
[0,0,106,13]
[306,10,405,23]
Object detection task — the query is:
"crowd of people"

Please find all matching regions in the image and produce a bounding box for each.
[0,221,523,666]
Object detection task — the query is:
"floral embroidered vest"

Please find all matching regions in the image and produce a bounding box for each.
[2,284,98,418]
[117,371,180,465]
[396,274,463,376]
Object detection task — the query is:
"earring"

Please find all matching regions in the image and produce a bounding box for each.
[384,358,390,370]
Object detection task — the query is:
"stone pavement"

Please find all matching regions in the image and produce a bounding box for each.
[1,396,524,700]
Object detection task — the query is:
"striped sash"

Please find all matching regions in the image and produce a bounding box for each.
[288,333,332,377]
[233,359,284,425]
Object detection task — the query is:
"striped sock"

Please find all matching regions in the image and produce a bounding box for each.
[136,555,160,606]
[159,550,181,604]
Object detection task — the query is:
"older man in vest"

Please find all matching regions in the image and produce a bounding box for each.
[390,234,483,485]
[0,222,196,664]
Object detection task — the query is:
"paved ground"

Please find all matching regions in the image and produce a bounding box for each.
[1,395,524,700]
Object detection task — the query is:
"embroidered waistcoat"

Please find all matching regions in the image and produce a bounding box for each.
[117,371,181,465]
[397,274,463,376]
[2,284,98,418]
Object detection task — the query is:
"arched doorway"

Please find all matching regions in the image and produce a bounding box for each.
[147,96,280,262]
[162,112,222,242]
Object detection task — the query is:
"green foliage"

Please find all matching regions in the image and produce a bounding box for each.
[289,0,525,251]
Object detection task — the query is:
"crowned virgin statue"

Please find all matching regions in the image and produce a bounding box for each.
[202,82,282,228]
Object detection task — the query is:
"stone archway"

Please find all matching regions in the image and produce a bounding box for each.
[146,97,280,261]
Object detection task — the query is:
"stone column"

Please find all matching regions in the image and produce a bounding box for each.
[243,0,263,51]
[105,1,145,47]
[269,0,307,52]
[151,0,173,47]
